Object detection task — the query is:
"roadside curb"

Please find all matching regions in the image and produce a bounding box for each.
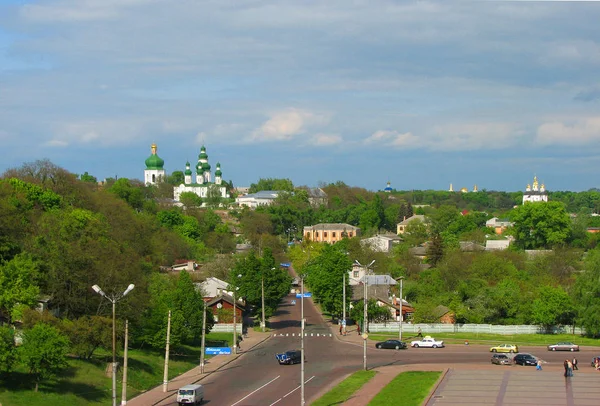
[423,367,450,406]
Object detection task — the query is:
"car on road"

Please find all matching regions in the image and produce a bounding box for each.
[375,339,407,350]
[513,353,537,366]
[547,342,579,352]
[489,344,519,353]
[275,350,303,365]
[410,336,444,348]
[491,353,512,365]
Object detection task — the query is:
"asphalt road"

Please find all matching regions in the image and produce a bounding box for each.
[156,288,599,406]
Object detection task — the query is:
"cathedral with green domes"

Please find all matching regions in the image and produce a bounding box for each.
[144,143,229,202]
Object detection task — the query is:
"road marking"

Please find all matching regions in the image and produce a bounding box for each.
[269,376,316,406]
[231,375,280,406]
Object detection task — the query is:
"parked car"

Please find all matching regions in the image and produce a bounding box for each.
[275,350,303,365]
[375,339,407,350]
[410,336,444,348]
[489,344,519,353]
[491,354,512,365]
[547,342,579,352]
[513,353,537,366]
[177,384,204,405]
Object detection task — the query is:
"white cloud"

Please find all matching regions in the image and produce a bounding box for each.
[310,133,342,146]
[536,117,600,145]
[250,108,327,142]
[364,130,420,148]
[49,120,145,146]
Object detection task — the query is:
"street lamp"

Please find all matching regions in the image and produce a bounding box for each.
[398,277,404,342]
[300,273,306,406]
[232,274,242,354]
[354,260,375,371]
[92,283,135,406]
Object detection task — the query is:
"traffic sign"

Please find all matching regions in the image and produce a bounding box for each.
[205,347,232,355]
[362,333,369,339]
[295,292,312,298]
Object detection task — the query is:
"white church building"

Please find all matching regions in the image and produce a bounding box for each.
[144,144,229,202]
[522,176,548,204]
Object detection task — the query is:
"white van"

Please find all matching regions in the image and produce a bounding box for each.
[177,384,204,405]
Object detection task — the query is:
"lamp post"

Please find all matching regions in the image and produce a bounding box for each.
[354,260,375,371]
[92,283,135,406]
[200,301,207,373]
[300,273,305,406]
[342,272,346,336]
[232,274,242,354]
[398,277,404,342]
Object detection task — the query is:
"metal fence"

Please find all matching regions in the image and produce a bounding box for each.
[367,323,584,335]
[211,323,243,333]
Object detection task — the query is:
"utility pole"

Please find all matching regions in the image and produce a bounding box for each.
[300,275,305,406]
[233,291,237,354]
[398,277,404,342]
[354,260,375,371]
[261,274,266,332]
[121,319,129,405]
[200,302,207,373]
[342,273,346,335]
[162,310,171,393]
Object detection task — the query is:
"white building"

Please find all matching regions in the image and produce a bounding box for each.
[173,145,229,202]
[235,190,279,208]
[522,176,548,204]
[144,143,167,185]
[361,234,402,253]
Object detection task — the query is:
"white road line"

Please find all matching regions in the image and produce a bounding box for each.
[231,375,281,406]
[283,375,316,398]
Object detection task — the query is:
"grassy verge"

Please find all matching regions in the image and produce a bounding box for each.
[368,371,441,406]
[366,332,600,347]
[0,333,232,406]
[311,370,377,406]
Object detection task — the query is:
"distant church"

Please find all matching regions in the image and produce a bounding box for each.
[522,176,548,204]
[144,143,229,202]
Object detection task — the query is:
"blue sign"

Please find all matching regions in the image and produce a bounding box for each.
[280,262,291,268]
[296,292,312,298]
[205,347,232,355]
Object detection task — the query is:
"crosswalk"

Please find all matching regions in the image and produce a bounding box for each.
[272,332,333,338]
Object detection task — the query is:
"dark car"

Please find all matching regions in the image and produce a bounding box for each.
[275,350,303,365]
[513,353,537,366]
[375,339,407,350]
[491,354,512,365]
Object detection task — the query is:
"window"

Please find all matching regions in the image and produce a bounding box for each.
[348,232,353,237]
[353,271,359,277]
[324,232,328,238]
[332,232,336,238]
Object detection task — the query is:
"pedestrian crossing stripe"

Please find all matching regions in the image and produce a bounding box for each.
[272,333,333,337]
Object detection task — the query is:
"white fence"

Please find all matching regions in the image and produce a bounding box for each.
[367,323,584,335]
[211,323,242,333]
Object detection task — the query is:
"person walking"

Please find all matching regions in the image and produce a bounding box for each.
[567,359,574,377]
[536,360,542,371]
[339,324,343,335]
[564,360,569,377]
[417,327,423,338]
[572,357,578,371]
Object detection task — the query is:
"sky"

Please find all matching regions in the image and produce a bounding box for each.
[0,0,599,192]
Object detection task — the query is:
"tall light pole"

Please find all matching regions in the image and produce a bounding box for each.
[200,301,207,373]
[354,260,375,371]
[398,277,404,341]
[342,272,346,336]
[300,273,305,406]
[232,274,242,354]
[92,283,135,406]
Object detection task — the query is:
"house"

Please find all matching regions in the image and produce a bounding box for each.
[171,260,198,272]
[303,223,360,244]
[375,297,415,322]
[459,241,485,252]
[587,227,600,233]
[408,245,428,261]
[485,217,514,235]
[299,187,328,207]
[235,190,279,208]
[361,234,402,253]
[396,215,427,235]
[433,305,455,324]
[485,240,510,251]
[196,277,230,299]
[351,274,397,301]
[205,294,245,323]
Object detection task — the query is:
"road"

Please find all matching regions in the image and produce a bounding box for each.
[155,287,598,406]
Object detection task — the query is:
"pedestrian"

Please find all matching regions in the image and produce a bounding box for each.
[357,324,361,335]
[536,360,542,371]
[417,327,423,338]
[564,360,569,377]
[567,359,574,377]
[572,357,578,371]
[339,324,343,335]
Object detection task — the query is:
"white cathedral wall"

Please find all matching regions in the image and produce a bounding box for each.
[144,169,165,185]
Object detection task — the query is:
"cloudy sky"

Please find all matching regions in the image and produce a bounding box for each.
[1,0,599,192]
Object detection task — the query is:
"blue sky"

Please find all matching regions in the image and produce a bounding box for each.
[1,0,599,192]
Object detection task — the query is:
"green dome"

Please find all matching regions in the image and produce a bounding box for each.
[202,162,211,171]
[145,154,164,170]
[215,163,222,176]
[184,167,192,176]
[198,146,208,160]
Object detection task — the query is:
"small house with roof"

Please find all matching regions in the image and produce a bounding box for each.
[486,217,514,235]
[361,234,402,253]
[205,294,245,323]
[397,215,427,235]
[236,191,279,208]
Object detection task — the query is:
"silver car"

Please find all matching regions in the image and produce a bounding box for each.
[491,354,512,365]
[547,342,579,352]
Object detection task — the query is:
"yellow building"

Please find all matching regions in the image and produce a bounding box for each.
[303,223,361,244]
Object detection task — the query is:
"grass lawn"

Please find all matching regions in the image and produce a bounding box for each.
[311,370,376,406]
[367,332,600,347]
[368,371,441,406]
[0,332,232,406]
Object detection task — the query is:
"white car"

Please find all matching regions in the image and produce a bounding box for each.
[410,336,444,348]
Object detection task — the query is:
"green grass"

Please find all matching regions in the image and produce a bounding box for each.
[367,332,600,347]
[368,371,441,406]
[311,370,377,406]
[0,333,232,406]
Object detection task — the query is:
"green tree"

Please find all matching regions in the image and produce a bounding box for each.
[20,323,70,392]
[178,191,203,208]
[0,325,18,373]
[0,252,42,323]
[79,172,97,183]
[510,201,571,249]
[573,248,600,336]
[108,178,144,210]
[249,178,294,193]
[61,316,112,360]
[167,171,185,185]
[531,286,575,330]
[427,233,444,267]
[205,184,223,208]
